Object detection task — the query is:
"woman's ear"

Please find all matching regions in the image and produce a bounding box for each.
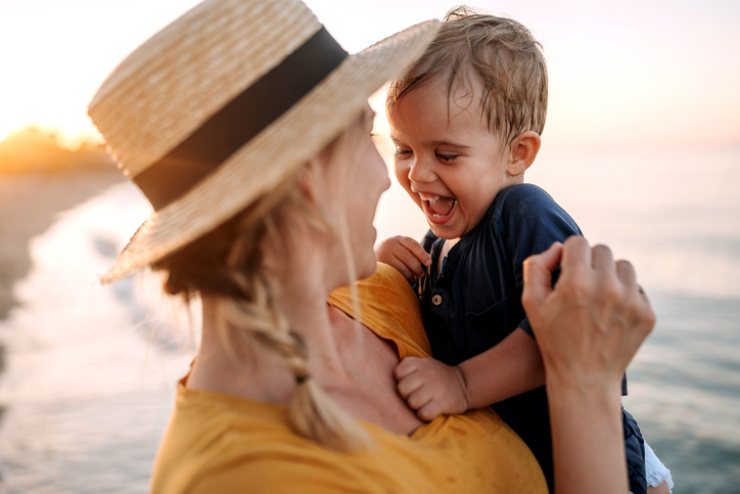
[297,140,335,202]
[297,162,317,202]
[507,131,541,177]
[297,157,325,203]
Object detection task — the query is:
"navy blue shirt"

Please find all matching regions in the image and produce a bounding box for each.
[417,184,645,492]
[418,184,582,362]
[417,184,580,489]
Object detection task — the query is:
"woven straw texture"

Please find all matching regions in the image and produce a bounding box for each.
[89,0,320,177]
[88,0,439,282]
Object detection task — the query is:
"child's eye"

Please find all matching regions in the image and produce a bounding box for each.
[436,152,459,163]
[394,148,412,158]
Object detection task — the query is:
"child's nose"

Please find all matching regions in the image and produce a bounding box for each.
[408,156,435,183]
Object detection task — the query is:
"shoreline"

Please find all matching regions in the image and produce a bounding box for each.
[0,168,125,370]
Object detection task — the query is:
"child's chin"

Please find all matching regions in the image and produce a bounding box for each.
[428,224,459,240]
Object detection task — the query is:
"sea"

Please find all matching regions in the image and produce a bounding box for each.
[0,145,739,493]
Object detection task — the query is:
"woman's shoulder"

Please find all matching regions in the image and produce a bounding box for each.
[152,382,355,493]
[328,263,432,358]
[153,384,546,494]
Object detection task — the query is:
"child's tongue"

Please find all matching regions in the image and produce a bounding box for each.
[428,196,456,216]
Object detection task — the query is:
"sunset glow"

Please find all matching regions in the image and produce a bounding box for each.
[0,0,739,151]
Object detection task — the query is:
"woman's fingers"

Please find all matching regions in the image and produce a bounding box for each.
[615,259,637,290]
[560,235,591,274]
[524,237,655,382]
[615,259,655,332]
[591,244,615,275]
[522,241,563,311]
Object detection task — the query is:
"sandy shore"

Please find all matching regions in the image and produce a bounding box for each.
[0,168,124,369]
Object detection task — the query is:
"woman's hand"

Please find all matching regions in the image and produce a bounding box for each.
[521,236,656,494]
[522,236,655,388]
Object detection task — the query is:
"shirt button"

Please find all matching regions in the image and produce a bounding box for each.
[431,294,443,306]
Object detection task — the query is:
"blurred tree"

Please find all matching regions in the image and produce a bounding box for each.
[0,127,113,175]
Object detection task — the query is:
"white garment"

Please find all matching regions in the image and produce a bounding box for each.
[645,440,674,491]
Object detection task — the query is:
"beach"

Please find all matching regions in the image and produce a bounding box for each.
[0,169,124,317]
[0,176,197,493]
[0,169,124,371]
[0,145,738,492]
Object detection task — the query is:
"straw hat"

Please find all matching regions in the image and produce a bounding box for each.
[88,0,438,283]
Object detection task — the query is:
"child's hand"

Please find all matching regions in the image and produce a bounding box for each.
[394,356,470,421]
[375,236,432,282]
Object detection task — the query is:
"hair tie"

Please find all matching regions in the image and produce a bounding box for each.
[295,373,310,385]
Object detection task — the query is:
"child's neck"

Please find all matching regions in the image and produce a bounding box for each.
[438,238,461,272]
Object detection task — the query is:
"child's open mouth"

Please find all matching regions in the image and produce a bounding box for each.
[420,193,457,224]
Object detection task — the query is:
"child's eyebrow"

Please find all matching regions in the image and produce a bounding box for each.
[430,140,471,149]
[389,136,472,149]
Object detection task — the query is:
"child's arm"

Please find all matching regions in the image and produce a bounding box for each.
[375,235,431,282]
[395,328,544,420]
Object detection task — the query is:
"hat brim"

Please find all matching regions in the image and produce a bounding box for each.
[102,20,439,283]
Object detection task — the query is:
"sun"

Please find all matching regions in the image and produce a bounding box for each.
[0,120,29,144]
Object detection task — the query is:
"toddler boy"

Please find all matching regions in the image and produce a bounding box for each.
[377,7,672,493]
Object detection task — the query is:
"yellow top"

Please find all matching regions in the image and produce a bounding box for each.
[151,263,547,493]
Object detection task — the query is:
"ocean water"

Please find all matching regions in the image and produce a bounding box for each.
[1,146,739,492]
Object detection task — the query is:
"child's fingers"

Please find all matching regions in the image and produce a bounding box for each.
[375,236,430,281]
[396,373,424,399]
[416,401,442,422]
[398,236,432,266]
[393,247,427,278]
[391,261,416,282]
[406,387,432,411]
[394,356,420,380]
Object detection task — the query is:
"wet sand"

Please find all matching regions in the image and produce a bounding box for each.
[0,169,124,369]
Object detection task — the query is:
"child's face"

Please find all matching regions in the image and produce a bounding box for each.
[388,75,517,240]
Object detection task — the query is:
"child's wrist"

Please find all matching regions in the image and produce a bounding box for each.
[453,365,472,411]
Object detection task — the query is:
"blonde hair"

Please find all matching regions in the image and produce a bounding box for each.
[153,119,369,451]
[387,6,548,145]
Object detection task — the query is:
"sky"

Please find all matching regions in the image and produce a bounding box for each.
[1,0,739,150]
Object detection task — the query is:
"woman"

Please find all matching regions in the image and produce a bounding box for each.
[88,0,655,492]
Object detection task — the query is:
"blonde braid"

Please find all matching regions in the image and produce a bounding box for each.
[156,124,373,452]
[220,181,369,451]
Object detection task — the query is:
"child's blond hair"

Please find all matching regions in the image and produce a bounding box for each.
[387,6,548,146]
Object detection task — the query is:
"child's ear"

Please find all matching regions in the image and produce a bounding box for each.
[507,131,541,177]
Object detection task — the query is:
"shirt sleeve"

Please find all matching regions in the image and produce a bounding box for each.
[495,185,629,395]
[495,184,582,337]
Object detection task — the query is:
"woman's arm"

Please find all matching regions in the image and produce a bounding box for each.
[522,237,655,494]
